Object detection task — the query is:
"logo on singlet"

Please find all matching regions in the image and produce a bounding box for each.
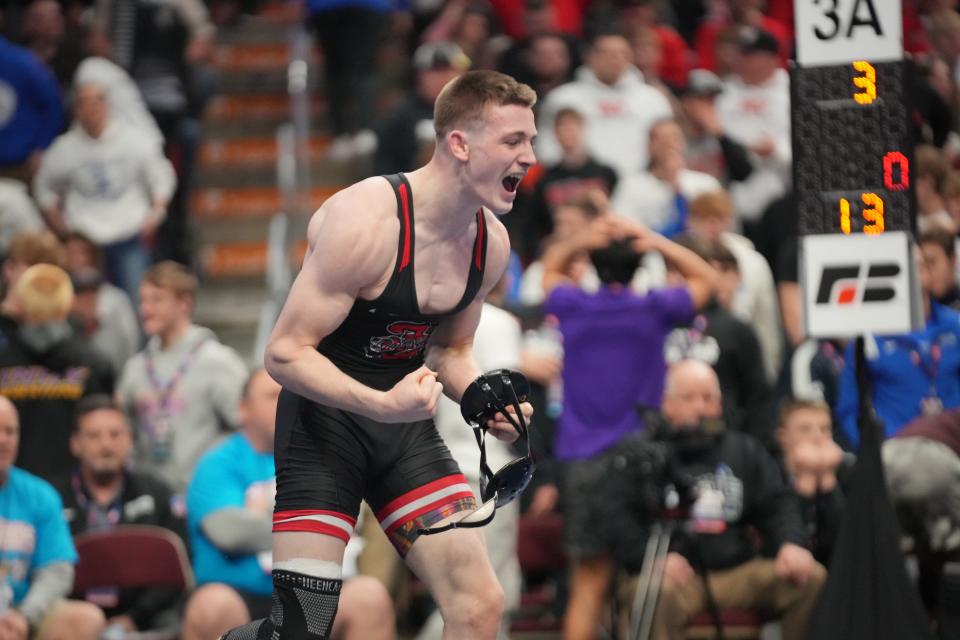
[366,321,435,360]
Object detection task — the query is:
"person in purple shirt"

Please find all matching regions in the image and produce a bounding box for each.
[540,215,717,640]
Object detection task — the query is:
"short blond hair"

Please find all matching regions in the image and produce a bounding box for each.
[142,261,198,300]
[434,70,537,138]
[689,190,734,220]
[13,263,74,323]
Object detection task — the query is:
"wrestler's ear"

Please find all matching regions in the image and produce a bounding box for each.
[447,128,470,162]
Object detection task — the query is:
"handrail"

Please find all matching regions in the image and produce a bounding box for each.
[253,10,313,364]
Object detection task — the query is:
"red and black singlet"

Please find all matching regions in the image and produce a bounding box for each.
[316,173,488,391]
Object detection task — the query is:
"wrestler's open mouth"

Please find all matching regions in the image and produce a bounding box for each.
[502,174,522,193]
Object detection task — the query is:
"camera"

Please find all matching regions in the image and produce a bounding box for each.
[598,411,726,572]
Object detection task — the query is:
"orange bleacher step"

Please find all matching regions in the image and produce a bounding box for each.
[192,186,344,219]
[202,239,308,278]
[258,2,303,23]
[199,136,331,168]
[206,94,325,122]
[214,43,320,73]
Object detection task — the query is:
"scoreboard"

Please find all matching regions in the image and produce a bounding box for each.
[793,0,922,338]
[792,60,914,236]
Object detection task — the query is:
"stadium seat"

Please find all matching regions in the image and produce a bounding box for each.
[72,525,194,640]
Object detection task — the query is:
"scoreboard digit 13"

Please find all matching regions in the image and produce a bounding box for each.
[794,0,923,337]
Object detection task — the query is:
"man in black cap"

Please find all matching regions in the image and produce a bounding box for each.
[678,68,754,186]
[373,42,470,175]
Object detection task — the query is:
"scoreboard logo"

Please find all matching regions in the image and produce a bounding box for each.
[815,263,900,306]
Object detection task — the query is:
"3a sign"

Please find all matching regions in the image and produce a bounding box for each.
[801,232,920,337]
[795,0,902,67]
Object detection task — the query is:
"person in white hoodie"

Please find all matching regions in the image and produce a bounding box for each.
[32,81,176,306]
[535,28,673,180]
[117,261,248,495]
[715,27,791,228]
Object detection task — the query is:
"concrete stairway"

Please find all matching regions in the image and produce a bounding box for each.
[192,1,353,364]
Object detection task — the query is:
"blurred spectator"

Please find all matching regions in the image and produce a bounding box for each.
[64,233,141,377]
[488,0,584,40]
[0,264,114,482]
[525,108,618,252]
[52,394,186,635]
[91,0,214,137]
[0,231,65,326]
[916,144,956,233]
[912,53,955,148]
[693,0,790,73]
[883,409,960,553]
[305,0,388,161]
[498,31,577,101]
[0,395,107,640]
[73,57,164,150]
[647,360,824,640]
[32,82,176,307]
[421,0,505,70]
[0,179,44,259]
[929,10,960,88]
[774,398,847,565]
[677,69,755,185]
[919,227,960,311]
[835,253,960,449]
[418,286,522,640]
[665,238,773,442]
[619,0,691,89]
[716,27,792,229]
[541,218,715,639]
[627,26,677,104]
[182,368,395,640]
[117,262,247,494]
[18,0,84,91]
[610,118,721,237]
[943,171,960,230]
[536,28,672,181]
[686,190,783,383]
[373,41,470,176]
[518,193,603,305]
[0,31,64,171]
[91,0,215,266]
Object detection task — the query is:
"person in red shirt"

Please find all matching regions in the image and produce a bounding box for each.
[694,0,791,72]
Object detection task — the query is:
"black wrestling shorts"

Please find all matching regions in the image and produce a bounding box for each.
[272,388,477,555]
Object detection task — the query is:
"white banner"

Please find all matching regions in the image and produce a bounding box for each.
[801,232,920,337]
[795,0,902,67]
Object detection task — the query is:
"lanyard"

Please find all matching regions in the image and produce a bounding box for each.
[70,471,123,531]
[144,337,208,415]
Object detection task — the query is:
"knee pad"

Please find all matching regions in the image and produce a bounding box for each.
[271,569,343,639]
[221,566,343,640]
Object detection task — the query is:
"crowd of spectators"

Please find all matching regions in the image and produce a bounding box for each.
[3,0,960,638]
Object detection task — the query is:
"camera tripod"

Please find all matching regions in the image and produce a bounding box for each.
[627,509,725,640]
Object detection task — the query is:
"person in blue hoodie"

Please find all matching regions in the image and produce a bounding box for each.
[836,251,960,449]
[0,35,64,169]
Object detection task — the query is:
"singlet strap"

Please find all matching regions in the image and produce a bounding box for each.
[383,173,415,274]
[452,209,489,314]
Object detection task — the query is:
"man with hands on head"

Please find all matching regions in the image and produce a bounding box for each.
[221,70,536,640]
[650,360,825,640]
[540,216,718,640]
